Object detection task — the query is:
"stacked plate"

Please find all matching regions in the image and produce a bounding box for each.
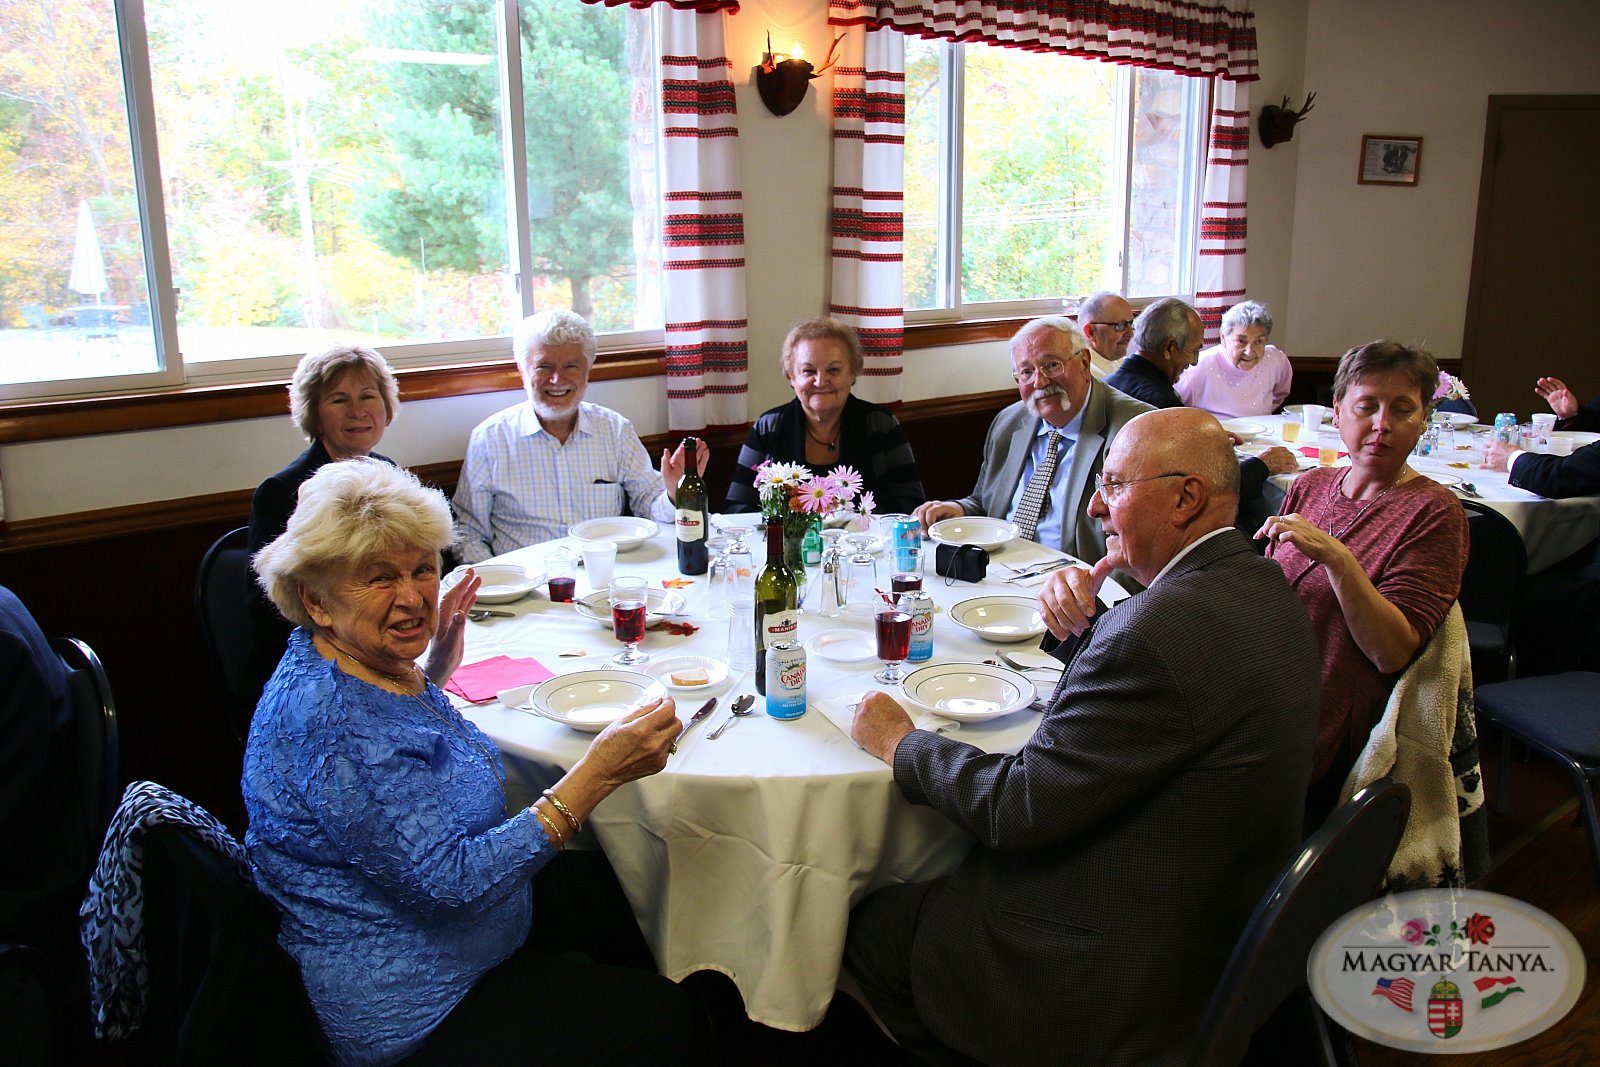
[928,517,1016,552]
[899,662,1035,723]
[523,670,666,733]
[568,517,659,551]
[444,563,542,604]
[948,596,1046,643]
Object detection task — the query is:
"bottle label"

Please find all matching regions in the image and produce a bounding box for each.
[676,508,705,543]
[761,609,799,645]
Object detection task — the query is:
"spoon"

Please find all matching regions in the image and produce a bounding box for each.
[707,694,756,739]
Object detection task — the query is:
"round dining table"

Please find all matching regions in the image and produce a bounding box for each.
[451,519,1107,1031]
[1236,412,1600,573]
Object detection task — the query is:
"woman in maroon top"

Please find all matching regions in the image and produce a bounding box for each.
[1258,341,1468,820]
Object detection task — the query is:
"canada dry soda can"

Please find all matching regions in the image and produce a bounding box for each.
[764,642,807,719]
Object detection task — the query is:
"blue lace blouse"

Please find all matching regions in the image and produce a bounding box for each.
[243,629,554,1066]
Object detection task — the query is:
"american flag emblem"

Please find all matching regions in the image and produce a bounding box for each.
[1371,977,1415,1012]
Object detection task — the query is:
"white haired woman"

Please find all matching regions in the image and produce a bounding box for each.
[1176,300,1293,418]
[245,460,695,1066]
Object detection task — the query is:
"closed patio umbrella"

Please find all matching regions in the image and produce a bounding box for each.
[68,199,108,301]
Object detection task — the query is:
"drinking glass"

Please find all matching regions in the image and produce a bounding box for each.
[726,596,756,670]
[1317,431,1342,467]
[705,536,733,618]
[844,551,880,615]
[1280,417,1301,443]
[890,572,922,594]
[545,548,578,603]
[609,576,650,666]
[874,597,914,685]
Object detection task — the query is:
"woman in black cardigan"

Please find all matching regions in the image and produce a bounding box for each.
[725,319,924,514]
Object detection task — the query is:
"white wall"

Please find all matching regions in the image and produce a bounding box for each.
[4,0,1316,521]
[1284,0,1600,363]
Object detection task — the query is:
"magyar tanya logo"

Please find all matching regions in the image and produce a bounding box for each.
[1309,890,1584,1053]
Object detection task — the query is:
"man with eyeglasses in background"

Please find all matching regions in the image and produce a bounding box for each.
[912,316,1151,568]
[1076,290,1136,379]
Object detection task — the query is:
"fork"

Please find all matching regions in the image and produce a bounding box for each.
[707,694,756,739]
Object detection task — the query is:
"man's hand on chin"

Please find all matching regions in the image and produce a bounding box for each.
[851,691,916,764]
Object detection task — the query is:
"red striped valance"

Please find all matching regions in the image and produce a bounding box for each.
[826,1,1258,81]
[582,0,740,12]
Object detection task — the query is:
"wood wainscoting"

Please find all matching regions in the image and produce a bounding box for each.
[0,388,1016,824]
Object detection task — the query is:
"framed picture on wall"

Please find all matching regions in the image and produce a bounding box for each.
[1358,135,1423,185]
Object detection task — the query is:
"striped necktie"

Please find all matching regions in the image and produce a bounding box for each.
[1012,431,1061,543]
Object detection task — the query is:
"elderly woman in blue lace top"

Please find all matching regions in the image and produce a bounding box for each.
[243,459,694,1066]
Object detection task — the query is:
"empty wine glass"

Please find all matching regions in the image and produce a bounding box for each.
[609,576,650,666]
[874,594,914,685]
[844,551,879,616]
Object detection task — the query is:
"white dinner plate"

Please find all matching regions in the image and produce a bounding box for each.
[645,655,730,691]
[1423,472,1464,488]
[899,662,1036,723]
[574,587,682,625]
[1283,404,1333,423]
[928,517,1016,552]
[568,517,659,551]
[949,596,1047,644]
[1433,411,1477,428]
[527,670,666,733]
[1219,418,1268,442]
[1554,430,1600,447]
[444,563,542,604]
[804,628,878,664]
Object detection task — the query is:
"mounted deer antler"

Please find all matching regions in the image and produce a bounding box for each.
[1258,91,1317,148]
[756,31,848,116]
[810,33,846,77]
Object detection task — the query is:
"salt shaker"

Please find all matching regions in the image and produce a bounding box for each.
[817,545,848,618]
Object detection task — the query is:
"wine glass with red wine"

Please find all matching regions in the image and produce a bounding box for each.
[874,594,913,684]
[609,576,651,666]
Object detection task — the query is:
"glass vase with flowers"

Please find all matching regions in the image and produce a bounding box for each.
[753,461,877,573]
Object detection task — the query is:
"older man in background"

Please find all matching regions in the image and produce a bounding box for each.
[1076,290,1135,379]
[847,409,1321,1067]
[455,309,703,560]
[913,316,1150,565]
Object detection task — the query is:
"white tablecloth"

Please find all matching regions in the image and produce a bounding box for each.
[453,523,1100,1031]
[1242,413,1600,573]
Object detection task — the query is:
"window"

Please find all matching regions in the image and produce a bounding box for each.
[903,37,1207,319]
[0,0,662,400]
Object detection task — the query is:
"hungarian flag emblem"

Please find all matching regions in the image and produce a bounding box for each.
[1428,979,1463,1039]
[1474,975,1525,1009]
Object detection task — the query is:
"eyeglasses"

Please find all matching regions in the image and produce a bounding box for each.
[1010,359,1066,384]
[1089,320,1135,333]
[1093,471,1188,502]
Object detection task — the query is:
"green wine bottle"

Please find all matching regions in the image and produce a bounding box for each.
[675,437,708,575]
[754,516,798,694]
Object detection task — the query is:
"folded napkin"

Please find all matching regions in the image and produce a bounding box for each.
[1297,445,1348,459]
[812,692,960,743]
[445,655,556,703]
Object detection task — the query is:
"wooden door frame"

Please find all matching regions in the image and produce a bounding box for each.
[1461,94,1600,388]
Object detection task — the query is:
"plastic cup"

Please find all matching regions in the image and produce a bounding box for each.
[545,548,578,603]
[1302,404,1326,432]
[1532,412,1557,438]
[727,596,756,671]
[1317,431,1342,466]
[1281,419,1301,443]
[581,539,617,591]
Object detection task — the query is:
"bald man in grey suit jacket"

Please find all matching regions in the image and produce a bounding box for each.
[914,316,1151,565]
[849,409,1321,1067]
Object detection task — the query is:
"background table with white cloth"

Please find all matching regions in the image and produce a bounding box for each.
[454,521,1109,1031]
[1237,413,1600,573]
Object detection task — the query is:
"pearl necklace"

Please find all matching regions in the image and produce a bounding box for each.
[1323,468,1409,541]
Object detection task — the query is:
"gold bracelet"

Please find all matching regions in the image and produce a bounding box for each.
[542,788,582,834]
[530,803,565,848]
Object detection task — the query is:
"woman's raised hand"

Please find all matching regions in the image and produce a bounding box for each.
[425,568,481,686]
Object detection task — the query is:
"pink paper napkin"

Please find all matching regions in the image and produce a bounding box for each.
[1297,446,1348,459]
[445,655,556,703]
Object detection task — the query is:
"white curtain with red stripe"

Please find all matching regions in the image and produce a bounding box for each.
[828,27,907,406]
[657,7,749,432]
[1194,77,1251,346]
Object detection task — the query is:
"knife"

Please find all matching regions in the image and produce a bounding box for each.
[670,696,719,754]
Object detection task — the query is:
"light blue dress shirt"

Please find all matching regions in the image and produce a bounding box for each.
[454,401,676,561]
[1005,406,1086,551]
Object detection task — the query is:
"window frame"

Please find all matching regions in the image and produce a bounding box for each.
[904,38,1210,327]
[0,0,668,406]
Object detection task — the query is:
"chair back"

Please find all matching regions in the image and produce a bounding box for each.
[195,527,256,743]
[1189,779,1412,1067]
[1459,499,1526,628]
[54,637,120,851]
[134,823,331,1065]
